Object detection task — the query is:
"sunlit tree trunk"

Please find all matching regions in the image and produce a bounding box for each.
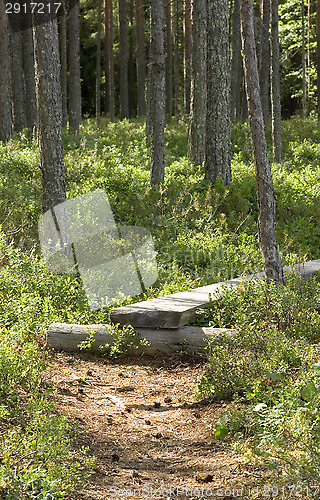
[188,0,206,165]
[0,2,12,142]
[60,0,68,128]
[136,0,146,116]
[149,0,165,184]
[128,0,136,117]
[240,0,283,284]
[205,0,231,185]
[33,6,66,212]
[165,0,173,121]
[270,0,282,162]
[96,0,102,126]
[184,0,191,117]
[231,0,241,122]
[69,0,81,134]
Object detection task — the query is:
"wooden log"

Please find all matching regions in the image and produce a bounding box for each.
[46,322,237,355]
[110,259,320,329]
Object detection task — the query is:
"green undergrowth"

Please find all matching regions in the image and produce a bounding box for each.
[195,275,320,488]
[1,117,320,494]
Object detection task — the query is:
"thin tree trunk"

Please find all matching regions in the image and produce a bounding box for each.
[240,0,283,284]
[136,0,146,116]
[60,0,68,128]
[128,0,136,117]
[188,0,206,165]
[173,0,179,120]
[259,0,270,124]
[33,5,66,212]
[204,0,231,185]
[317,0,320,120]
[0,2,12,142]
[104,0,110,113]
[149,0,166,184]
[270,0,282,162]
[184,0,191,117]
[231,0,241,122]
[10,26,27,133]
[307,0,312,111]
[165,0,173,121]
[118,0,130,119]
[96,0,102,126]
[301,0,307,117]
[69,0,82,134]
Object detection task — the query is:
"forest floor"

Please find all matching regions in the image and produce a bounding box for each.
[43,351,274,500]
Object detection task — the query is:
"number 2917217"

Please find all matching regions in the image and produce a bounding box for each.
[6,3,61,14]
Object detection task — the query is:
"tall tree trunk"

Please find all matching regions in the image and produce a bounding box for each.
[23,8,37,135]
[165,0,173,121]
[270,0,282,162]
[33,4,66,212]
[104,0,110,113]
[307,0,312,111]
[188,0,206,165]
[128,0,136,117]
[69,0,82,134]
[10,25,27,133]
[231,0,241,122]
[96,0,102,126]
[173,0,179,120]
[149,0,166,184]
[109,0,115,121]
[301,0,307,117]
[183,0,191,117]
[317,0,320,120]
[259,0,270,124]
[204,0,231,185]
[60,0,68,128]
[136,0,146,116]
[118,0,130,119]
[240,0,283,284]
[0,2,12,143]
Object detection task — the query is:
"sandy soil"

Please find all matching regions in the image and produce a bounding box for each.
[43,350,273,500]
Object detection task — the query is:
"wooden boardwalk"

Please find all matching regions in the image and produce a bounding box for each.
[110,260,320,329]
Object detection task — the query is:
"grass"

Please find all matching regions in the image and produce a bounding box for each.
[1,116,320,494]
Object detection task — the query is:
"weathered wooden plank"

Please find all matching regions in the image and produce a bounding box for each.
[110,260,320,328]
[46,322,237,355]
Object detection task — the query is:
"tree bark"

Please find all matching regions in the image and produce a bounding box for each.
[231,0,241,123]
[118,0,130,119]
[301,0,307,117]
[0,2,12,142]
[96,0,102,126]
[149,0,166,184]
[270,0,282,163]
[259,0,270,124]
[33,3,66,212]
[188,0,206,165]
[136,0,146,116]
[183,0,191,117]
[204,0,231,185]
[10,25,27,133]
[165,0,173,121]
[173,0,179,120]
[60,0,68,128]
[240,0,283,284]
[317,0,320,120]
[23,7,37,135]
[69,0,82,134]
[128,0,136,117]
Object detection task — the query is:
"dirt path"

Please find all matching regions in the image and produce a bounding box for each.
[43,351,270,500]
